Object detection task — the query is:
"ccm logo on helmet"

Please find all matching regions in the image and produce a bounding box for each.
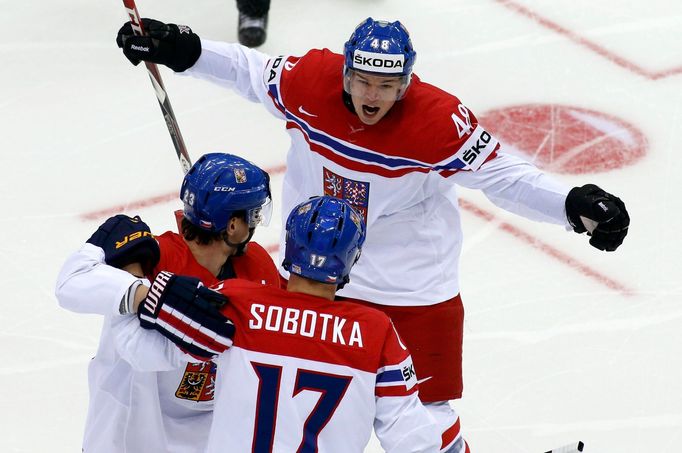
[353,50,405,74]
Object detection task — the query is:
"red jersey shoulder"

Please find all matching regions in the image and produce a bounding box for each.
[288,60,478,164]
[281,49,341,86]
[153,231,189,277]
[217,281,388,322]
[231,242,280,288]
[393,76,500,171]
[216,282,390,372]
[152,231,218,285]
[212,277,263,296]
[398,77,479,159]
[270,48,496,174]
[278,48,344,109]
[280,52,482,166]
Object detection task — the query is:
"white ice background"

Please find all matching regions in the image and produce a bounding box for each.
[1,0,681,452]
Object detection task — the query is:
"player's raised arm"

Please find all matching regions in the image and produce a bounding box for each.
[55,215,159,316]
[116,18,282,116]
[452,133,629,251]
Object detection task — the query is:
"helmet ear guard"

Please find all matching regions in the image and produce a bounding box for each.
[343,17,417,100]
[282,196,366,288]
[180,153,272,233]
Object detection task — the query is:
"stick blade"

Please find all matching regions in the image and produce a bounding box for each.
[544,441,584,453]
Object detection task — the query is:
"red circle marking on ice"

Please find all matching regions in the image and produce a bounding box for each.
[479,104,647,174]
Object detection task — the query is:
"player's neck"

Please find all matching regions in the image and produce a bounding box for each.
[186,239,235,277]
[286,275,337,300]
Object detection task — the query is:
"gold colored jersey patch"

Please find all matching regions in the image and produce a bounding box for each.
[175,361,217,402]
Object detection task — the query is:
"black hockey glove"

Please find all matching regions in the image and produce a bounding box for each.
[87,214,160,276]
[565,184,630,252]
[116,18,201,72]
[138,272,234,360]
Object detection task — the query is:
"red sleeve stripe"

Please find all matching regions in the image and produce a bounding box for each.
[375,384,418,397]
[440,417,462,451]
[159,304,233,348]
[139,312,228,356]
[155,307,233,353]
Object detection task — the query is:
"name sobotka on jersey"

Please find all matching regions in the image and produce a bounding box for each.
[249,303,364,347]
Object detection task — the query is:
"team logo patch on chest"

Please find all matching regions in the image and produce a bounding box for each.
[323,167,370,221]
[175,361,217,402]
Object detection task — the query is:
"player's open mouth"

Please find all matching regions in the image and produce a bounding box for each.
[362,105,380,116]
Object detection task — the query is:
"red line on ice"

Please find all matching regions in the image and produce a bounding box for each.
[495,0,682,80]
[459,199,633,296]
[80,164,287,221]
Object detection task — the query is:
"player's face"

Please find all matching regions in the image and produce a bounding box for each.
[348,72,401,125]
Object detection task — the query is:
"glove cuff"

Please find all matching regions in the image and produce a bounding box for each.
[565,186,589,233]
[120,278,150,315]
[138,271,176,321]
[168,29,202,72]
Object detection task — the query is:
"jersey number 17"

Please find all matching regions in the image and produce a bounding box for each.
[251,362,352,453]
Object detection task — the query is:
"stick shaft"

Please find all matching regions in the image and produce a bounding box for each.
[121,0,193,174]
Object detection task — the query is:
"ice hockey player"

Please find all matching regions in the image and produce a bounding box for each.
[55,152,279,453]
[122,195,443,452]
[115,17,630,453]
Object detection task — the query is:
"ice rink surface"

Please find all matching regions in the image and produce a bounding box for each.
[2,0,681,451]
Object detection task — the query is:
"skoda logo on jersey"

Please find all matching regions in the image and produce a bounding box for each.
[353,50,404,74]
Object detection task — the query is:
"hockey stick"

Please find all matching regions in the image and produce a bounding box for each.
[121,0,193,174]
[544,441,584,453]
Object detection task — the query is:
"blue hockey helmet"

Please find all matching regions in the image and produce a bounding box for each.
[180,153,272,232]
[343,17,417,100]
[283,196,366,287]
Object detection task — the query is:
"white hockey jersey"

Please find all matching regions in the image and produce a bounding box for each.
[55,244,214,453]
[124,278,442,453]
[184,42,572,307]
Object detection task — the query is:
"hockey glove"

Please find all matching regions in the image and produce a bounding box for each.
[87,214,160,276]
[116,18,201,72]
[138,271,234,360]
[565,184,630,252]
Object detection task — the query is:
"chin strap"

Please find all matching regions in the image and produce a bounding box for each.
[222,227,255,256]
[342,90,356,114]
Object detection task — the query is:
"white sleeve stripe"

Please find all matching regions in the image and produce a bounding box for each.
[433,125,499,172]
[154,317,233,354]
[154,305,232,348]
[159,305,233,347]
